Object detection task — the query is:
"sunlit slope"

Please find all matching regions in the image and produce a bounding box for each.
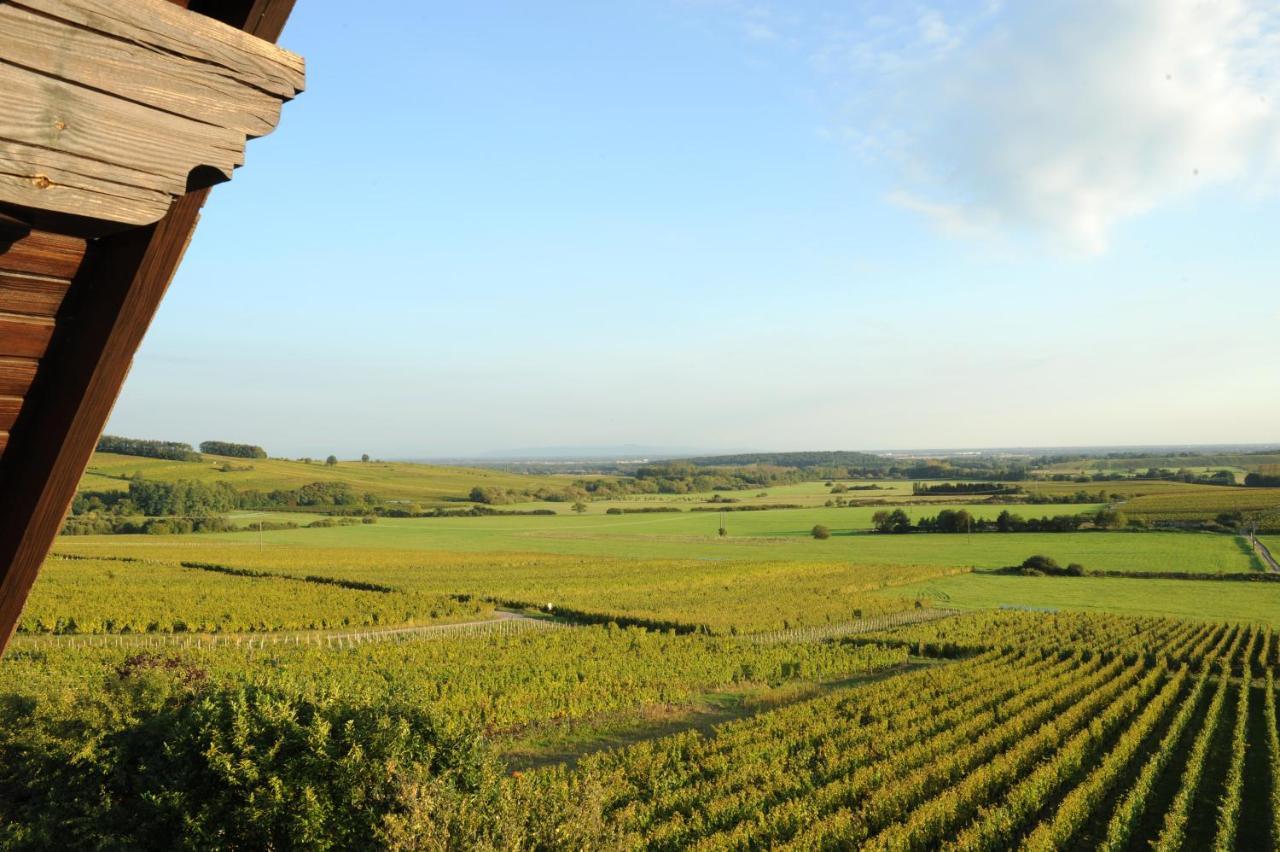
[79,451,559,502]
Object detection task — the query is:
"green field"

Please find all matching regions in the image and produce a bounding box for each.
[54,514,1252,571]
[879,571,1280,625]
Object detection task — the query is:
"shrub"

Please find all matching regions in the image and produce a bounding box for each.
[0,672,494,849]
[1021,554,1060,573]
[811,525,831,540]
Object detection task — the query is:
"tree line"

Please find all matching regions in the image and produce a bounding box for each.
[199,440,268,459]
[871,507,1128,534]
[97,435,201,462]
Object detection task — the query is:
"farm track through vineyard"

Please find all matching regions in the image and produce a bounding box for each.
[10,604,963,651]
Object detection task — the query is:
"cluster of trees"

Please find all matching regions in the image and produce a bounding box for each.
[1244,472,1280,488]
[96,435,200,461]
[911,482,1021,495]
[65,478,382,535]
[62,515,247,536]
[199,440,267,459]
[871,508,1127,535]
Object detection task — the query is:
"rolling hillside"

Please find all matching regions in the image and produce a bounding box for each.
[78,452,571,503]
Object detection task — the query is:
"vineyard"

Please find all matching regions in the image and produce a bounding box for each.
[501,615,1280,849]
[40,545,961,635]
[16,555,489,634]
[2,606,1278,848]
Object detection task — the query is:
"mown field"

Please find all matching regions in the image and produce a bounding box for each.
[880,572,1280,626]
[54,516,1256,570]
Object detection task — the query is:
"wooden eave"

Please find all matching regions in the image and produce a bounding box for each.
[0,0,303,654]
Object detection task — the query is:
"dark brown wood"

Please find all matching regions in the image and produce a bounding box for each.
[0,191,207,648]
[0,0,298,653]
[0,396,19,431]
[0,274,70,317]
[0,231,87,279]
[0,357,37,396]
[0,313,54,358]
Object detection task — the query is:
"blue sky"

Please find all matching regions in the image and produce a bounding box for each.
[107,1,1280,457]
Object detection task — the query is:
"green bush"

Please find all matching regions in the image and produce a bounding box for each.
[0,659,493,850]
[811,525,831,540]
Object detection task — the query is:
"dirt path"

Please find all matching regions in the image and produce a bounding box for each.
[1244,534,1280,573]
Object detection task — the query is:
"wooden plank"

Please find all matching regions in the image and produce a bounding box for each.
[0,432,7,455]
[14,0,304,97]
[0,312,54,358]
[0,62,245,184]
[0,0,303,226]
[0,231,86,279]
[0,396,19,431]
[0,4,285,137]
[0,142,175,226]
[0,274,71,318]
[0,357,38,396]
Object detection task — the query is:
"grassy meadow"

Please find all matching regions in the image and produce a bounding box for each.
[882,571,1280,625]
[54,515,1254,571]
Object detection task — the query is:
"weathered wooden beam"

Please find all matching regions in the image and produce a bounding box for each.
[0,0,298,653]
[0,0,303,226]
[0,191,208,649]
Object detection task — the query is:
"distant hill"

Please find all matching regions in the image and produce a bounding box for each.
[681,451,893,470]
[430,445,718,463]
[78,452,568,504]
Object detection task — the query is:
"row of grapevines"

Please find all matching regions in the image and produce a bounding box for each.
[775,656,1141,849]
[1150,662,1233,850]
[857,659,1154,851]
[953,664,1184,850]
[1019,664,1192,850]
[608,649,1050,836]
[1095,662,1214,852]
[636,652,1086,848]
[1266,667,1280,851]
[1211,627,1258,850]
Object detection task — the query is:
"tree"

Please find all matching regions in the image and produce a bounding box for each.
[325,455,338,467]
[361,454,370,463]
[872,509,913,534]
[1093,508,1127,530]
[571,501,587,514]
[811,524,831,540]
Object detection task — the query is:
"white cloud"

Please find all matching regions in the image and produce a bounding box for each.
[858,0,1280,252]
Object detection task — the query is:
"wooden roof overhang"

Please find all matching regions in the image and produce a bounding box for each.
[0,0,303,654]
